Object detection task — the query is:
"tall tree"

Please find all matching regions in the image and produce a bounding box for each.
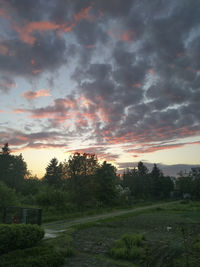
[151,164,163,198]
[0,144,27,191]
[95,161,119,205]
[66,153,99,207]
[43,158,63,187]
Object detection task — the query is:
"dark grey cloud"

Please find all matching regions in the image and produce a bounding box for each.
[1,0,200,154]
[0,34,67,78]
[0,75,16,93]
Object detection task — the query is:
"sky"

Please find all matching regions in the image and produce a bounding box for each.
[0,0,200,177]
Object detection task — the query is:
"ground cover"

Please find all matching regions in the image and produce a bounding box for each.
[61,201,200,266]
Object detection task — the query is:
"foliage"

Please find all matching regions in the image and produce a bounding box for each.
[35,186,70,210]
[95,161,120,205]
[175,172,200,199]
[123,162,174,200]
[43,157,63,187]
[0,224,44,254]
[0,181,19,207]
[0,245,66,267]
[110,233,146,261]
[0,143,28,191]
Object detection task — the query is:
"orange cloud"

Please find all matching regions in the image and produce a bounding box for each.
[74,6,93,22]
[132,83,141,87]
[149,69,154,75]
[0,109,4,113]
[13,5,95,45]
[14,21,61,44]
[13,109,25,113]
[0,80,16,88]
[22,89,51,100]
[109,29,135,42]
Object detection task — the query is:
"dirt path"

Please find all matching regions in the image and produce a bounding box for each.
[43,201,177,239]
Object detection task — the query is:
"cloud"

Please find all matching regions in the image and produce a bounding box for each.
[22,89,51,100]
[1,0,200,162]
[67,146,119,162]
[0,76,16,93]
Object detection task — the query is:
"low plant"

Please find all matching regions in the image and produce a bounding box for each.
[110,233,146,261]
[0,245,65,267]
[0,224,44,254]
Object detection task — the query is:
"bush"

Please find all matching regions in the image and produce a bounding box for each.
[35,187,69,210]
[0,245,65,267]
[0,224,44,254]
[110,233,146,261]
[0,181,19,208]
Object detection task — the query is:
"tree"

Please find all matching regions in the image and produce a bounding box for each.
[43,158,63,187]
[95,161,119,205]
[0,144,27,191]
[66,153,99,207]
[151,164,163,198]
[1,143,11,155]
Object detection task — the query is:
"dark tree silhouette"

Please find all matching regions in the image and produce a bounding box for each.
[0,143,27,191]
[43,157,63,187]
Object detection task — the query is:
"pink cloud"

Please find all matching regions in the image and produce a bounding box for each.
[74,6,93,22]
[108,29,135,42]
[22,89,51,100]
[12,6,95,45]
[0,44,8,55]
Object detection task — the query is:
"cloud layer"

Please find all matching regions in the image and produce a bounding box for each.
[0,0,200,172]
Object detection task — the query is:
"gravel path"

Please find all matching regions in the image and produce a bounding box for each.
[43,201,177,239]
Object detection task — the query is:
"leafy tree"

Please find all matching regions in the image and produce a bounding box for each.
[0,144,27,191]
[43,158,63,187]
[0,181,19,207]
[65,153,99,207]
[66,153,98,179]
[95,161,119,205]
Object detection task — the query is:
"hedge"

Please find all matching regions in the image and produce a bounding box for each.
[0,224,44,254]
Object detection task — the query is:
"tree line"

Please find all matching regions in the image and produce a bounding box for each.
[0,143,200,212]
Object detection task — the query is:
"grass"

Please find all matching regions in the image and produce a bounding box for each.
[2,200,200,266]
[41,200,156,223]
[63,200,200,266]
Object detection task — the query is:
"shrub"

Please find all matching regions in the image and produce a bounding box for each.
[0,245,65,267]
[0,224,44,254]
[110,233,146,261]
[0,181,19,208]
[35,187,69,210]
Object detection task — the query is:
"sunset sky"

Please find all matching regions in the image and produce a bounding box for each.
[0,0,200,177]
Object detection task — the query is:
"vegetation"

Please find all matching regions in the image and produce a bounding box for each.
[110,233,146,261]
[0,143,200,265]
[0,224,44,254]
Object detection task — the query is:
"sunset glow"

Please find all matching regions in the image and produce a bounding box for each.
[0,0,199,177]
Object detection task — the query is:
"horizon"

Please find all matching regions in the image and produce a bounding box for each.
[0,0,199,178]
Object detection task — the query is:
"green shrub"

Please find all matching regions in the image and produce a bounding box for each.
[0,224,44,254]
[122,233,145,248]
[0,245,65,267]
[110,246,128,259]
[110,233,146,261]
[0,181,19,208]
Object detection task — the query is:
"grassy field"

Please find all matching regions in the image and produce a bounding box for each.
[61,200,200,266]
[2,200,200,266]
